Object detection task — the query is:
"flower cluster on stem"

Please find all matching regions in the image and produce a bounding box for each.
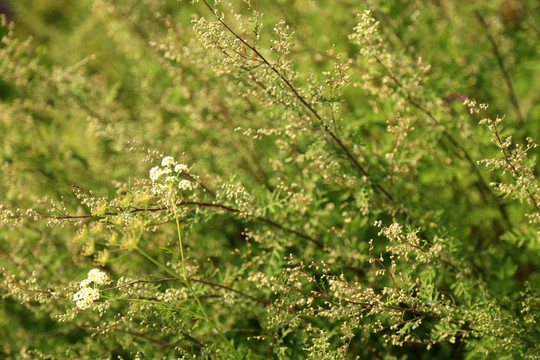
[149,156,193,197]
[72,268,110,310]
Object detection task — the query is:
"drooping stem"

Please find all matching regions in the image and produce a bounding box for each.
[170,196,187,280]
[135,243,239,357]
[168,190,240,358]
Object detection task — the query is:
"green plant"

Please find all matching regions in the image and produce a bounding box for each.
[1,1,540,358]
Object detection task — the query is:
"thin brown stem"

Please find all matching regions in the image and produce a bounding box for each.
[482,110,540,211]
[105,276,269,305]
[198,0,402,215]
[475,11,523,124]
[373,55,511,227]
[33,198,324,248]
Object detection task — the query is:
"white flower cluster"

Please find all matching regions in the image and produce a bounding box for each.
[73,287,100,310]
[80,268,110,288]
[149,156,192,194]
[72,268,109,310]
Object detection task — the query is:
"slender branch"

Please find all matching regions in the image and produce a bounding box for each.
[372,55,511,227]
[104,277,269,306]
[111,328,177,348]
[198,0,402,214]
[359,9,511,227]
[368,250,400,294]
[80,323,197,352]
[475,11,523,124]
[34,199,325,248]
[189,278,270,305]
[480,110,540,211]
[171,195,188,280]
[2,269,65,299]
[280,280,478,334]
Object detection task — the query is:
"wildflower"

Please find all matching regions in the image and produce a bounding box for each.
[73,287,100,310]
[178,179,193,190]
[149,166,162,183]
[165,176,176,185]
[87,268,109,285]
[161,156,176,167]
[72,269,109,310]
[174,163,188,173]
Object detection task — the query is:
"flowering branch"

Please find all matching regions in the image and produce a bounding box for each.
[197,0,402,214]
[466,99,540,212]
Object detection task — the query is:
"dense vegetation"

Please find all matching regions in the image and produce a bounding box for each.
[1,0,540,358]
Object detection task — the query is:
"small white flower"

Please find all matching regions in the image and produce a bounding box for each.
[73,287,100,310]
[149,166,162,183]
[87,269,109,285]
[161,156,175,167]
[79,279,91,288]
[165,176,176,185]
[174,163,188,173]
[178,179,193,190]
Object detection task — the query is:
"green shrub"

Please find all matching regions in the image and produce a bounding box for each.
[1,0,539,358]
